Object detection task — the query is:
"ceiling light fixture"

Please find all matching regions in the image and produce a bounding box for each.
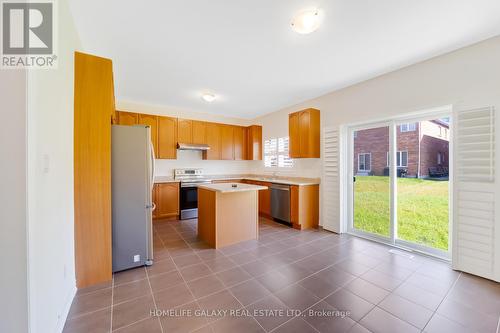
[202,93,216,102]
[291,9,322,34]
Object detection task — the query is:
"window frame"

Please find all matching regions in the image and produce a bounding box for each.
[387,151,409,167]
[400,123,416,132]
[358,153,371,172]
[264,137,293,168]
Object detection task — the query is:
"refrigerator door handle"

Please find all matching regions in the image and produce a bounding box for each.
[150,142,156,191]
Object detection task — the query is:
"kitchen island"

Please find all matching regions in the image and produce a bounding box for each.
[197,183,267,248]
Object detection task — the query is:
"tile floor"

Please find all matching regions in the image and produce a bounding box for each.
[64,218,500,333]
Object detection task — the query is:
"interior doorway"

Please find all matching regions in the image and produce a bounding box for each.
[347,110,451,259]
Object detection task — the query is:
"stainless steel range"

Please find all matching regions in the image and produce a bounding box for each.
[175,168,211,220]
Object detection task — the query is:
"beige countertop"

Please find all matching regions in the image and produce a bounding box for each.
[154,176,179,184]
[154,174,320,186]
[198,183,268,193]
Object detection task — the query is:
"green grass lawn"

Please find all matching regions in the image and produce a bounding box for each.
[354,176,449,251]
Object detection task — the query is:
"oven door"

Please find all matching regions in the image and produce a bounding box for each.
[180,184,198,219]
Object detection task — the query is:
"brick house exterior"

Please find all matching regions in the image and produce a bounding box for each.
[354,120,449,178]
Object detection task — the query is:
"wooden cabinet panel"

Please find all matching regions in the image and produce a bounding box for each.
[233,126,245,160]
[116,111,138,125]
[204,122,221,160]
[137,114,158,156]
[289,112,300,158]
[299,110,310,157]
[247,125,262,160]
[259,181,272,216]
[74,51,113,288]
[192,120,207,144]
[288,108,320,158]
[177,119,193,144]
[290,184,319,230]
[158,116,177,159]
[221,125,234,160]
[156,183,179,218]
[290,185,299,224]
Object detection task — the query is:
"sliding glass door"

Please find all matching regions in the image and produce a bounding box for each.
[348,115,450,258]
[352,125,391,240]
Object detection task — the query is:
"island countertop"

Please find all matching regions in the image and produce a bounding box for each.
[198,183,267,193]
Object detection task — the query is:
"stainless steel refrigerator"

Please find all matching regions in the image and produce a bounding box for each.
[112,125,155,272]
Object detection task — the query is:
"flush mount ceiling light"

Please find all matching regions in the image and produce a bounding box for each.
[202,93,216,102]
[291,9,323,34]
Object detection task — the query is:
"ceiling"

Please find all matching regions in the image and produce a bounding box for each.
[68,0,500,119]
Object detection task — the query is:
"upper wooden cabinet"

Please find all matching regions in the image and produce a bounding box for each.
[113,111,261,161]
[137,114,158,156]
[177,119,193,144]
[289,108,320,158]
[221,125,234,160]
[116,111,138,125]
[178,119,207,145]
[247,125,262,160]
[233,126,246,160]
[204,122,221,160]
[192,120,207,144]
[158,116,177,159]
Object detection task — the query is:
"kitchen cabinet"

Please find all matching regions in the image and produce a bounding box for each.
[177,118,193,144]
[247,125,262,160]
[244,180,271,216]
[192,120,207,144]
[221,125,234,160]
[114,111,261,161]
[155,182,179,219]
[233,126,246,160]
[259,181,272,216]
[290,184,319,230]
[158,116,177,159]
[137,113,158,156]
[289,108,320,158]
[204,122,221,160]
[116,111,138,125]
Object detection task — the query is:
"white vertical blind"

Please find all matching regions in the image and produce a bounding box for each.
[322,127,341,233]
[453,106,498,282]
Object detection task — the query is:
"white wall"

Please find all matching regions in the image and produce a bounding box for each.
[0,70,29,333]
[117,100,257,176]
[26,0,82,331]
[253,36,500,229]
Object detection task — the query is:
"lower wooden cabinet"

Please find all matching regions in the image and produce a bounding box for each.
[153,182,179,219]
[244,180,271,216]
[258,181,272,216]
[290,184,319,230]
[244,180,318,229]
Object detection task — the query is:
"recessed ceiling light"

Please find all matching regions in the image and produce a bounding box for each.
[291,9,323,34]
[202,93,216,102]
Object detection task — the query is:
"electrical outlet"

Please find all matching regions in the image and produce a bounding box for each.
[133,255,140,262]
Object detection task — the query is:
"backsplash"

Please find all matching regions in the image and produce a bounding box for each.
[154,150,321,178]
[154,150,257,176]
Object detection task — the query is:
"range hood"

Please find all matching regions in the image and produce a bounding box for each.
[177,142,211,151]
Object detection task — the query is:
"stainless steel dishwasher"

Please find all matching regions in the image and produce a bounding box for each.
[270,184,291,222]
